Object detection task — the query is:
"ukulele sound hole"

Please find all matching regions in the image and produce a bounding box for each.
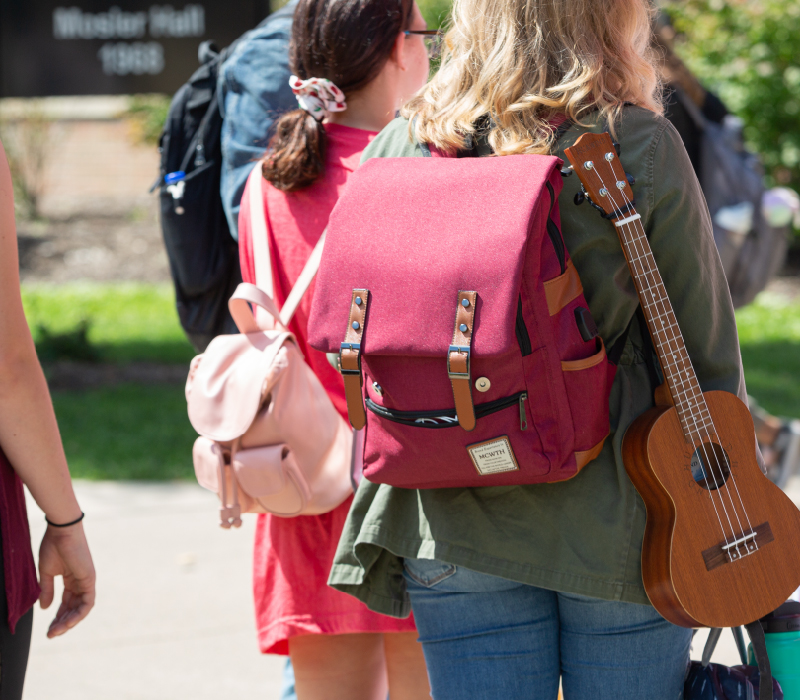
[691,443,731,491]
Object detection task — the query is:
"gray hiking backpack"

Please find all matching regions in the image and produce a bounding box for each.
[678,90,790,308]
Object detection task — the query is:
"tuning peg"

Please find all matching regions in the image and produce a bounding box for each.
[574,191,586,206]
[561,165,574,177]
[626,173,636,186]
[613,141,621,156]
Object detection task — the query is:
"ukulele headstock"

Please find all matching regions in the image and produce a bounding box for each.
[564,132,635,219]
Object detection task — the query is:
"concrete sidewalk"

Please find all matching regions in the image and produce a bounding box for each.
[22,477,800,699]
[24,482,285,700]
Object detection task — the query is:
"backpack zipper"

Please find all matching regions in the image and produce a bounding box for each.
[545,182,566,274]
[365,391,528,429]
[515,296,532,356]
[519,393,528,431]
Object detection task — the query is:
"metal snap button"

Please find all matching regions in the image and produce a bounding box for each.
[372,382,383,396]
[352,321,360,330]
[475,377,491,392]
[460,323,468,333]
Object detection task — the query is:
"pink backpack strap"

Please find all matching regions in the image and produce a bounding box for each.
[245,161,327,329]
[229,283,287,334]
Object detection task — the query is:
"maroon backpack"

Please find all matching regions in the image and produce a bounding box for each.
[308,149,623,489]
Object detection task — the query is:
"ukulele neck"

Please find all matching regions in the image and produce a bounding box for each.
[615,209,712,444]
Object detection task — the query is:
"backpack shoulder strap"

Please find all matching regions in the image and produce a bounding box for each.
[248,162,273,295]
[279,229,326,327]
[247,161,326,327]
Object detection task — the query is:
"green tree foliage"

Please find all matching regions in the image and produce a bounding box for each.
[126,94,170,146]
[666,0,800,193]
[418,0,452,28]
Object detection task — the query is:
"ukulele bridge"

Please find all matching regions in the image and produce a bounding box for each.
[721,531,758,555]
[701,521,774,571]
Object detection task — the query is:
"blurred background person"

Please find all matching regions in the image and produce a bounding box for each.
[236,0,433,698]
[219,0,299,242]
[653,10,800,489]
[653,9,794,310]
[0,139,96,700]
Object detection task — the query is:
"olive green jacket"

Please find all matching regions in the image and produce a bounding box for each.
[328,107,746,616]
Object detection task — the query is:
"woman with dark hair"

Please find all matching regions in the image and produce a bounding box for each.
[237,0,432,697]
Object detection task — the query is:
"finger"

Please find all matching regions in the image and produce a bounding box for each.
[38,573,55,610]
[47,599,91,638]
[47,592,95,638]
[46,599,71,637]
[64,596,93,629]
[47,609,77,638]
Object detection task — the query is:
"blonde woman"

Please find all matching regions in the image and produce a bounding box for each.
[329,1,747,697]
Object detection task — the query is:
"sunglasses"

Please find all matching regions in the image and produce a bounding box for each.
[404,30,443,60]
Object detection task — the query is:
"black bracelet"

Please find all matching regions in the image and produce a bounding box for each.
[45,512,85,528]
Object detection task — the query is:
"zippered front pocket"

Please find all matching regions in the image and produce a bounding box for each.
[366,391,528,430]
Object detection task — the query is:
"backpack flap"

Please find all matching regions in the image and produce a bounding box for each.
[308,154,563,359]
[308,153,615,489]
[186,330,293,442]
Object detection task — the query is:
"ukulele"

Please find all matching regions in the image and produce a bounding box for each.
[564,132,800,629]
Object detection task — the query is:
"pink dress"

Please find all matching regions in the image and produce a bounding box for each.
[238,123,417,655]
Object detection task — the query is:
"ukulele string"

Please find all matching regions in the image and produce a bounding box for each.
[594,169,741,552]
[609,176,756,553]
[611,181,757,545]
[608,183,744,551]
[592,170,734,542]
[705,426,758,550]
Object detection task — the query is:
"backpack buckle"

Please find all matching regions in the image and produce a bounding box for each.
[447,345,471,378]
[339,342,362,375]
[341,290,369,430]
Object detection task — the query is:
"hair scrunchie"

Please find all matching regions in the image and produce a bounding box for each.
[290,76,347,122]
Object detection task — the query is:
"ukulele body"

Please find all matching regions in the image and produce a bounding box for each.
[623,389,800,628]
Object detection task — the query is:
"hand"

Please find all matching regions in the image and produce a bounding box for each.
[38,522,96,638]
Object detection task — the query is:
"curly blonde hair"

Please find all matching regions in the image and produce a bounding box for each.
[403,0,662,155]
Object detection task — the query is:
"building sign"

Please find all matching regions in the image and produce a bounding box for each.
[0,1,271,97]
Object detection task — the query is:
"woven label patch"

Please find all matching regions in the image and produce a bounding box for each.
[468,436,519,476]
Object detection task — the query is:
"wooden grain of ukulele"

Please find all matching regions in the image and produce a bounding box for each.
[564,131,800,629]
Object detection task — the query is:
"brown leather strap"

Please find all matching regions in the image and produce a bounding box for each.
[448,291,477,431]
[340,289,369,430]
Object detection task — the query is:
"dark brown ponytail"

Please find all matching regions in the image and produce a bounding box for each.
[262,0,414,192]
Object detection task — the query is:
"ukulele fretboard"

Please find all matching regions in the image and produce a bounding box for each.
[616,215,712,444]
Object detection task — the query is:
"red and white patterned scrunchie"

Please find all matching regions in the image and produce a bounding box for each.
[290,75,347,122]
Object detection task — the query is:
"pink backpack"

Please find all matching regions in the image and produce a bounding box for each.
[308,151,621,489]
[186,164,354,526]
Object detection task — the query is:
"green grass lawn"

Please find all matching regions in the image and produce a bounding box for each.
[22,283,198,480]
[736,292,800,418]
[18,282,800,480]
[21,282,195,364]
[51,384,196,480]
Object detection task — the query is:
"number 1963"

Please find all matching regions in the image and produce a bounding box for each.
[97,41,164,76]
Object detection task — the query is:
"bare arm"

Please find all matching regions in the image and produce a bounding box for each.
[0,141,95,637]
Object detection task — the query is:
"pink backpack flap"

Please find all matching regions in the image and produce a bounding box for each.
[307,154,616,489]
[186,164,353,527]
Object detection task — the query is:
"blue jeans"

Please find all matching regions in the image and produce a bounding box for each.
[278,657,296,700]
[403,558,692,700]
